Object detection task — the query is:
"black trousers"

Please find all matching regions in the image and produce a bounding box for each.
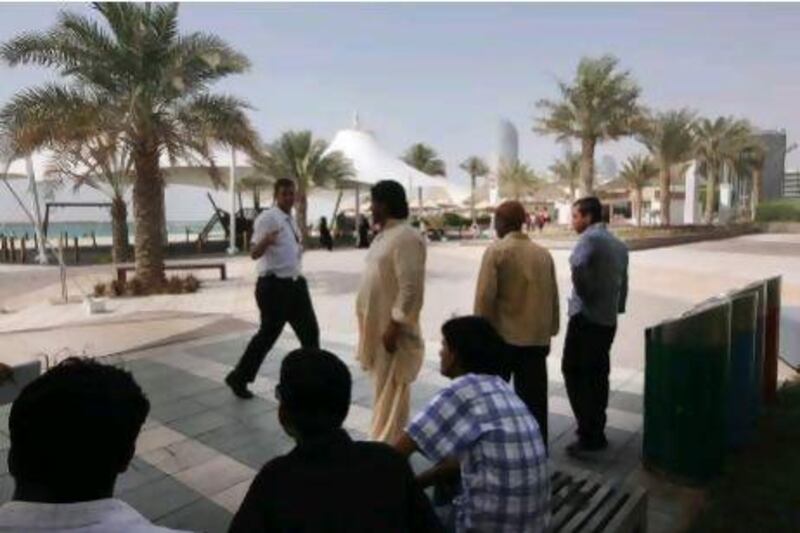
[562,314,617,446]
[233,275,320,383]
[503,345,550,447]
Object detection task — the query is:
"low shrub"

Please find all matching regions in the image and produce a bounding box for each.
[94,273,202,298]
[109,279,126,297]
[126,277,146,296]
[182,274,201,293]
[755,199,800,222]
[93,282,107,297]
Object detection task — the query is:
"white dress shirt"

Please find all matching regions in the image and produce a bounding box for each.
[251,206,303,279]
[0,498,187,532]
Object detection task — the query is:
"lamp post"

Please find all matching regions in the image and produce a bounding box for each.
[227,146,238,255]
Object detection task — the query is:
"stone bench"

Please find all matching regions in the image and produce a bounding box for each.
[116,262,227,284]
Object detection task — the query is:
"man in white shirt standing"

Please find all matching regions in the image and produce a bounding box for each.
[226,178,320,399]
[0,358,185,533]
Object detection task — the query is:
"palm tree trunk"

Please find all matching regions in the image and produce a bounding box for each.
[110,195,130,263]
[751,168,762,220]
[705,166,717,224]
[659,167,671,226]
[580,137,596,196]
[132,141,166,288]
[296,179,309,243]
[636,188,644,227]
[470,174,477,226]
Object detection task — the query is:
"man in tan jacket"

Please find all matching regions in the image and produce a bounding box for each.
[475,200,560,445]
[356,180,427,443]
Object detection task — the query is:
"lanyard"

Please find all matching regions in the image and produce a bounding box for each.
[285,215,301,244]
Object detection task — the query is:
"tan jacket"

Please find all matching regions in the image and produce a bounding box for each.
[356,219,427,384]
[474,232,560,347]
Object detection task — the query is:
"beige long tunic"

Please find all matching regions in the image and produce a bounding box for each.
[356,219,426,442]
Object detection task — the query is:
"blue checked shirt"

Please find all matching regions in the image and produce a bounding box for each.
[407,374,550,532]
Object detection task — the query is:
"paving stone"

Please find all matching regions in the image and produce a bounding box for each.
[609,389,644,414]
[121,475,204,521]
[192,387,243,409]
[172,455,254,498]
[0,449,7,476]
[136,424,187,455]
[194,420,266,455]
[0,433,8,451]
[139,438,219,476]
[157,497,233,533]
[211,479,252,513]
[167,410,230,438]
[0,475,15,503]
[150,398,210,424]
[115,458,167,495]
[213,396,278,421]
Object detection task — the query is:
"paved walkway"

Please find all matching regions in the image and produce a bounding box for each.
[1,329,652,532]
[2,232,799,531]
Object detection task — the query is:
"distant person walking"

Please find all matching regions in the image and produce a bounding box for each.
[474,200,559,445]
[226,178,320,399]
[563,197,628,457]
[319,216,333,251]
[356,180,427,442]
[357,215,371,249]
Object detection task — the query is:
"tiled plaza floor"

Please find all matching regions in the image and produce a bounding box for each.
[1,330,650,532]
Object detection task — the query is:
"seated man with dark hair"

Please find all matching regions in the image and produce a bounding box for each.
[0,357,184,532]
[395,316,550,533]
[229,348,442,533]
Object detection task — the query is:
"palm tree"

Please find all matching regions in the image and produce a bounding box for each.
[402,143,446,176]
[48,132,133,263]
[619,155,658,227]
[239,175,273,211]
[536,55,644,196]
[459,156,489,226]
[498,161,541,201]
[693,117,753,223]
[254,130,353,242]
[0,3,260,287]
[549,152,582,201]
[637,109,696,226]
[736,136,766,220]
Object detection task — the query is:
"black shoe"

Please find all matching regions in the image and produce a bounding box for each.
[565,439,608,458]
[225,373,254,399]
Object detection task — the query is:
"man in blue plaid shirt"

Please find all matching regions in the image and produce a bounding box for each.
[395,316,550,532]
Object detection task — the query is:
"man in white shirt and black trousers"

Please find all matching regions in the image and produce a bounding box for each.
[226,178,320,399]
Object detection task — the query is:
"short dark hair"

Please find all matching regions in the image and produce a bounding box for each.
[371,180,409,219]
[274,178,296,197]
[277,349,351,436]
[441,316,507,376]
[9,358,149,493]
[573,196,603,224]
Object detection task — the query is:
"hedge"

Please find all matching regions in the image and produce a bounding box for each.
[755,199,800,222]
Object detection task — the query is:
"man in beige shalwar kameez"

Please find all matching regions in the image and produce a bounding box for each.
[356,180,427,443]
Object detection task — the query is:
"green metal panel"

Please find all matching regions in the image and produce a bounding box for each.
[740,281,767,420]
[643,300,731,484]
[726,291,758,449]
[764,276,782,403]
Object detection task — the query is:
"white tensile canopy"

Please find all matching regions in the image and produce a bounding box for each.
[1,147,259,259]
[325,124,469,217]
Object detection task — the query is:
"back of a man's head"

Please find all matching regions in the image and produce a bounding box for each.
[278,349,352,438]
[8,357,150,501]
[495,200,526,235]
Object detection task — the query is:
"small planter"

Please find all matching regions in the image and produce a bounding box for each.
[84,296,108,315]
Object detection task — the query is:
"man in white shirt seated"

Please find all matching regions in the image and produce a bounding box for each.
[0,358,185,532]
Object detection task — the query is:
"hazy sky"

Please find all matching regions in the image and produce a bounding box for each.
[1,2,799,222]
